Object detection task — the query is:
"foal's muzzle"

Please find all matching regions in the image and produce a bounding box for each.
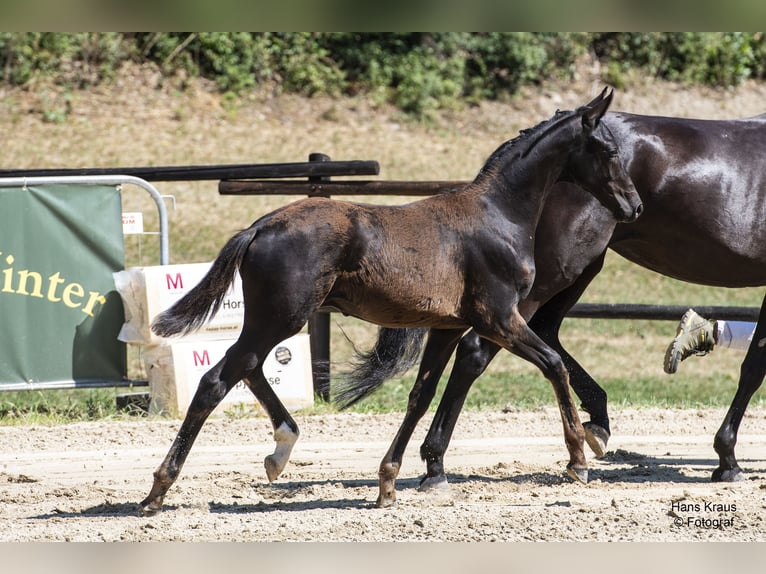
[624,202,643,222]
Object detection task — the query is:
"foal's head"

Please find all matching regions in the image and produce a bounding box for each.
[478,88,641,223]
[563,89,643,222]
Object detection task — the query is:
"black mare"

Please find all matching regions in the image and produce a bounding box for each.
[137,89,642,515]
[339,110,766,507]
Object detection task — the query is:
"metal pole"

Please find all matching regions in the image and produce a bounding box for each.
[307,153,332,401]
[568,303,761,322]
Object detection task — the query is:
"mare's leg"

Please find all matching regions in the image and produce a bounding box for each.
[419,332,500,489]
[376,328,464,508]
[139,336,262,515]
[712,293,766,482]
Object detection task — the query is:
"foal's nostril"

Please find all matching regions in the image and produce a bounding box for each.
[635,203,644,217]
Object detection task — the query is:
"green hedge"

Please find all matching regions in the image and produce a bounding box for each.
[1,32,764,117]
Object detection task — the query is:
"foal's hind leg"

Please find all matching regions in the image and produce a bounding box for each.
[241,374,300,482]
[376,329,464,508]
[419,332,500,490]
[139,339,258,515]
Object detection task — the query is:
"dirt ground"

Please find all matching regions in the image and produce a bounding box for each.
[2,405,766,542]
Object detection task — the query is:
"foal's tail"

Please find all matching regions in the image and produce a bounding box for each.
[151,226,257,338]
[333,327,427,410]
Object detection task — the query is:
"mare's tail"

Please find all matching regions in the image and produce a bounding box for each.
[151,226,257,337]
[333,327,427,410]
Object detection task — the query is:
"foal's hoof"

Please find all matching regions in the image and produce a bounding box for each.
[138,498,163,517]
[711,466,744,483]
[583,422,609,458]
[566,466,588,484]
[418,474,449,492]
[264,455,285,483]
[376,492,397,508]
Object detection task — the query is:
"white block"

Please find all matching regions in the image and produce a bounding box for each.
[114,263,245,344]
[144,334,314,417]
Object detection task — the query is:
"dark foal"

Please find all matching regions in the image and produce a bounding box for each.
[138,89,641,515]
[341,110,766,506]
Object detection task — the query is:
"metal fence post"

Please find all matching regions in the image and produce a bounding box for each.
[307,153,331,401]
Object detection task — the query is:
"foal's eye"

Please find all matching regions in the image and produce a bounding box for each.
[607,149,619,158]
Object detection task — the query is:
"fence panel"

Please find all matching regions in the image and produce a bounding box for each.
[0,183,126,390]
[0,176,169,391]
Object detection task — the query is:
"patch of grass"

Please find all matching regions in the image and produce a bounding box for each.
[338,368,766,415]
[0,389,143,426]
[599,374,752,409]
[331,312,766,415]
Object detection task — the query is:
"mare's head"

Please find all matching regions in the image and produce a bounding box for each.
[563,88,643,222]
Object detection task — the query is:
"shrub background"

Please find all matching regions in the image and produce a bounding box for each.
[2,32,764,118]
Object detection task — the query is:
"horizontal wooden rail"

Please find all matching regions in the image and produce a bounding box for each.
[219,179,468,196]
[0,160,380,182]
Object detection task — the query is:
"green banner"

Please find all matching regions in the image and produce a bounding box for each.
[0,185,126,386]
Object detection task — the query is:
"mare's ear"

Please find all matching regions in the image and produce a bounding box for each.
[584,86,610,109]
[582,88,613,131]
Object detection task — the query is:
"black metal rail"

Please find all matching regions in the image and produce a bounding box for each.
[568,303,760,322]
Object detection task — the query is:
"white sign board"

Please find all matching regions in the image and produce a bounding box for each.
[144,334,314,417]
[114,263,245,344]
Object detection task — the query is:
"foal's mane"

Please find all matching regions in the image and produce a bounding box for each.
[475,107,581,183]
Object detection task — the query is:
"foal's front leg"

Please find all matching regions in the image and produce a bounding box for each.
[481,310,588,483]
[526,255,613,457]
[140,351,247,515]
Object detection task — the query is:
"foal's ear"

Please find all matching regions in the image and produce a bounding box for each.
[582,88,614,131]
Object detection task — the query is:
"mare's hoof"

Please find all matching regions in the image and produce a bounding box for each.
[583,422,609,458]
[418,474,449,492]
[566,466,588,484]
[712,466,744,483]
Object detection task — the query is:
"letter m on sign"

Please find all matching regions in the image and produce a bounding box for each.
[166,273,183,290]
[193,349,211,367]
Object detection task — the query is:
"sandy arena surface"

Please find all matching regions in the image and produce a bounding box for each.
[1,405,765,542]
